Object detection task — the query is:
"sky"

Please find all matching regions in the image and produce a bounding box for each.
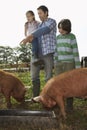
[0,0,87,60]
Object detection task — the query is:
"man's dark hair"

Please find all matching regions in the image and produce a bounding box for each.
[37,5,49,16]
[58,19,71,33]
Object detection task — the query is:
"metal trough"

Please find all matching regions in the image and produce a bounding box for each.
[0,109,59,130]
[0,109,55,117]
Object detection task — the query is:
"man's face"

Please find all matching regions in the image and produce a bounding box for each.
[37,9,48,21]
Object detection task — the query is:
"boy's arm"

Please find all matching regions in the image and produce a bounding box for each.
[71,37,81,68]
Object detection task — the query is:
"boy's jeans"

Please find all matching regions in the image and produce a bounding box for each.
[54,61,75,75]
[54,61,75,110]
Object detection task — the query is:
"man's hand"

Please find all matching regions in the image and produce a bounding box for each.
[27,34,34,42]
[20,39,27,45]
[20,34,34,45]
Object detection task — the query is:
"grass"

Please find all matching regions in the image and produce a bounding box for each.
[0,70,87,130]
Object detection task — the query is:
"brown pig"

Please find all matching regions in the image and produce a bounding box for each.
[0,70,26,108]
[33,68,87,119]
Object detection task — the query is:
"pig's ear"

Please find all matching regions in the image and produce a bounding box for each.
[32,96,41,102]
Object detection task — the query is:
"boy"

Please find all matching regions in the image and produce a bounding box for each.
[54,19,81,110]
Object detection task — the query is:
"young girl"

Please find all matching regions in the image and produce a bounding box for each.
[25,10,40,64]
[54,19,81,111]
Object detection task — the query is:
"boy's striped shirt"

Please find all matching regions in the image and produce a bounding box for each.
[54,33,80,68]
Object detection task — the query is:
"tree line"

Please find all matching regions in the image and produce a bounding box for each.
[0,44,31,65]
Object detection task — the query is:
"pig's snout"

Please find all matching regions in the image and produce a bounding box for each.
[32,96,41,103]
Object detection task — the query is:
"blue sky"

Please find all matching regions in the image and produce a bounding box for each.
[0,0,87,59]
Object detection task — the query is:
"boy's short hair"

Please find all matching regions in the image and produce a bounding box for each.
[37,5,49,16]
[58,19,71,33]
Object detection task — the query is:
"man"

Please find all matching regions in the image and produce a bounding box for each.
[21,5,57,97]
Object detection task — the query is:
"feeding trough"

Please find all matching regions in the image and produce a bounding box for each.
[0,109,55,117]
[0,109,59,130]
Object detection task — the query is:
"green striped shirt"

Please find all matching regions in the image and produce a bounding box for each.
[54,33,81,68]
